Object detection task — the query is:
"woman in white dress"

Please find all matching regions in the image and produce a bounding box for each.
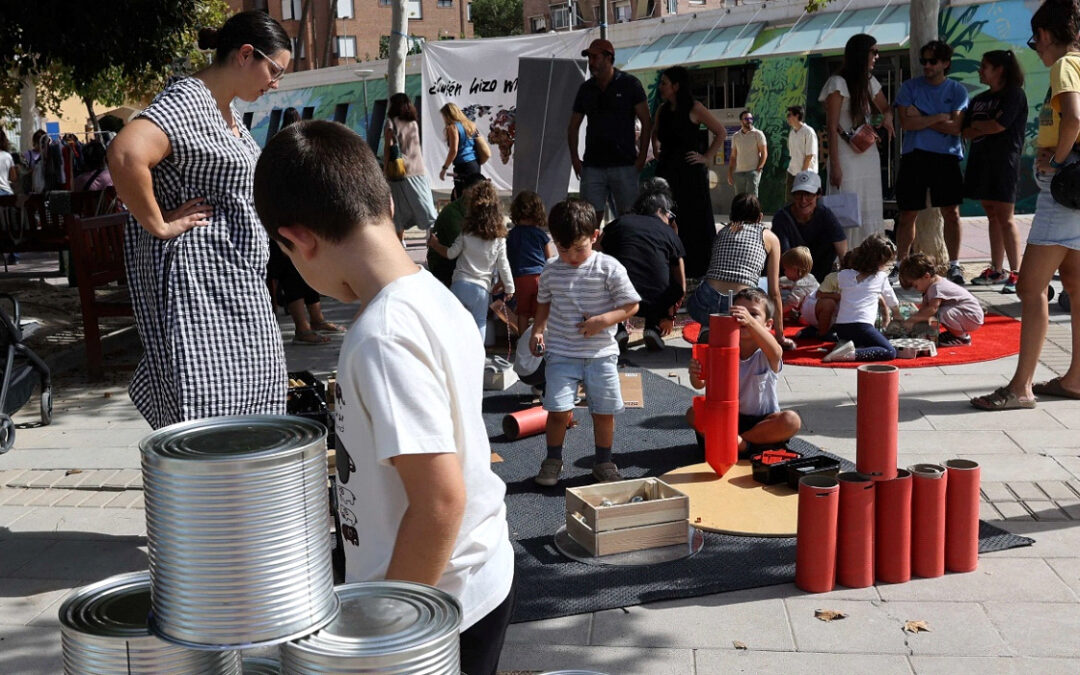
[819,33,895,249]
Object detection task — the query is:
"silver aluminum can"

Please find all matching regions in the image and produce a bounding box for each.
[243,657,283,674]
[142,415,338,649]
[280,581,461,674]
[59,571,242,674]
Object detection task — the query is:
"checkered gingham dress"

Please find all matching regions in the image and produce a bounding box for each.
[124,78,287,429]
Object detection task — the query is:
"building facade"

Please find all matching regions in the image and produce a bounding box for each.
[229,0,474,70]
[521,0,729,33]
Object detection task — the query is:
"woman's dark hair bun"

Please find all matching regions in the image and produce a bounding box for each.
[197,28,219,51]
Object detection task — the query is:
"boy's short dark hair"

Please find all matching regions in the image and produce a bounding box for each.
[787,105,805,121]
[548,198,597,249]
[733,287,773,320]
[254,120,391,248]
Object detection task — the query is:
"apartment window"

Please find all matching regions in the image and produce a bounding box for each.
[280,0,301,20]
[666,0,677,13]
[290,37,306,59]
[408,0,423,19]
[336,36,357,59]
[379,0,391,5]
[336,0,354,18]
[253,0,268,11]
[437,0,453,6]
[688,0,705,5]
[529,15,547,32]
[614,1,631,22]
[467,2,473,21]
[550,4,570,29]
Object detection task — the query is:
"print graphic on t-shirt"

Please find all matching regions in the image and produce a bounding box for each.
[335,382,344,405]
[340,508,357,526]
[337,484,356,506]
[341,524,359,547]
[336,441,354,484]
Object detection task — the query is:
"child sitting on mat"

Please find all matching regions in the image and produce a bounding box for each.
[686,288,802,455]
[507,191,557,337]
[823,233,901,362]
[898,254,984,346]
[780,246,819,322]
[529,199,640,486]
[252,121,514,675]
[795,250,853,341]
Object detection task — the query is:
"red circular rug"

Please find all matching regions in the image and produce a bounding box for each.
[682,314,1021,369]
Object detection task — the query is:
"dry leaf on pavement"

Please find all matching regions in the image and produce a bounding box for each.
[904,620,931,633]
[733,640,747,649]
[814,609,848,622]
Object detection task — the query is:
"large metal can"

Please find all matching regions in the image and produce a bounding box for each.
[141,415,338,649]
[280,581,461,674]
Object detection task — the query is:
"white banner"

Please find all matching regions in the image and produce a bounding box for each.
[421,31,591,192]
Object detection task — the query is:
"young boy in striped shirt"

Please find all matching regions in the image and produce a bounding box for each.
[529,199,641,486]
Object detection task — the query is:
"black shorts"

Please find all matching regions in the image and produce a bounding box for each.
[738,413,768,434]
[964,152,1020,204]
[896,150,964,211]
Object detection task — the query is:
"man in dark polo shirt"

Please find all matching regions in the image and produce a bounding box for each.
[771,171,848,283]
[568,39,651,224]
[599,178,686,351]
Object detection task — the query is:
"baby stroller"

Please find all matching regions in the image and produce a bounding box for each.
[0,294,52,453]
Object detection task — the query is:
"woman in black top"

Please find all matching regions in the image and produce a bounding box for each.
[963,50,1028,292]
[651,66,727,278]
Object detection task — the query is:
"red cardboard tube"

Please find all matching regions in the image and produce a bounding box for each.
[856,364,899,481]
[910,463,948,578]
[706,347,739,402]
[875,469,912,584]
[702,400,738,476]
[796,475,840,593]
[502,406,549,441]
[945,459,981,573]
[708,313,740,349]
[836,472,875,588]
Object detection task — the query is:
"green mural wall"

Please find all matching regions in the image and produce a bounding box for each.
[746,56,809,214]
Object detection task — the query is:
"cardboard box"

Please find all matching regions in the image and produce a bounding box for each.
[565,478,689,556]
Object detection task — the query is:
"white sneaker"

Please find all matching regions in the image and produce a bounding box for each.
[823,340,857,362]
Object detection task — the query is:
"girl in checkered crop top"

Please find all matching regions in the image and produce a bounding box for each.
[687,193,793,348]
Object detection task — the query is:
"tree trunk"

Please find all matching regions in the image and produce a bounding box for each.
[907,0,947,264]
[388,0,408,95]
[19,75,38,153]
[84,97,100,133]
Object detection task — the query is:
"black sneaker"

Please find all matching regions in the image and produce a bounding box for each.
[947,264,965,285]
[938,331,972,347]
[643,327,664,351]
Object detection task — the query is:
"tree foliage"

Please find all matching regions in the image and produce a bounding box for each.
[471,0,524,38]
[0,0,228,121]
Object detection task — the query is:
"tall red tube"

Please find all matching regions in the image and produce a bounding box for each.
[856,364,899,481]
[796,475,840,593]
[874,469,912,583]
[502,406,549,441]
[945,459,981,573]
[699,314,740,475]
[836,472,875,588]
[910,463,948,578]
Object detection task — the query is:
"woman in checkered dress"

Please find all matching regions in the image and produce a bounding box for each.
[109,12,292,429]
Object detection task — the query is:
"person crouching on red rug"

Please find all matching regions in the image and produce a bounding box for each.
[822,233,902,362]
[899,253,985,346]
[686,288,801,456]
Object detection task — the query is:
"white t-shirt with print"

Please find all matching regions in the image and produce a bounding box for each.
[836,268,898,325]
[333,268,513,630]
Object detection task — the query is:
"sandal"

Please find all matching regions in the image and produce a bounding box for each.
[310,320,345,333]
[1032,377,1080,400]
[970,387,1036,411]
[292,329,331,346]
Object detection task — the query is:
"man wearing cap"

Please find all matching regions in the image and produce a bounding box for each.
[569,39,652,222]
[770,171,848,283]
[727,109,768,198]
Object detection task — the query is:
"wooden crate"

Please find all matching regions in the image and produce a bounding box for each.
[565,478,689,556]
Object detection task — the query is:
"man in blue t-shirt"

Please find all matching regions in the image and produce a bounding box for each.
[568,39,652,224]
[893,40,969,285]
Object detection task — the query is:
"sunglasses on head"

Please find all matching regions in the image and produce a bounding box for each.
[919,57,940,66]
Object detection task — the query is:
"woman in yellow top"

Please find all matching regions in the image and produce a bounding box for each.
[973,0,1080,410]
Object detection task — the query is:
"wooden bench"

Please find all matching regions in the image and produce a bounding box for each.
[0,190,118,274]
[65,212,133,378]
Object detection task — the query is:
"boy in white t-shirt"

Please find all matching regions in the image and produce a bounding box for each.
[253,121,514,675]
[530,199,640,486]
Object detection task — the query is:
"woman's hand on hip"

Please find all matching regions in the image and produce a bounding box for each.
[159,198,212,239]
[685,151,707,166]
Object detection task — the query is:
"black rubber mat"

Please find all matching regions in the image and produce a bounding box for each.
[485,369,1035,623]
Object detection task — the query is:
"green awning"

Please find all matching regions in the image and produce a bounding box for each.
[751,4,910,57]
[620,22,765,72]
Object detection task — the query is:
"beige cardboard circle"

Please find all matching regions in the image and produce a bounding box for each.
[660,461,799,537]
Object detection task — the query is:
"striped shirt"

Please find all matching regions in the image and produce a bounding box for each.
[537,252,640,358]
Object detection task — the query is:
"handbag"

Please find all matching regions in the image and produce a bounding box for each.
[385,119,407,182]
[842,123,879,153]
[473,131,492,165]
[1051,160,1080,210]
[820,191,862,228]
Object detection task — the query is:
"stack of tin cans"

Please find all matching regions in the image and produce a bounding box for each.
[59,415,462,674]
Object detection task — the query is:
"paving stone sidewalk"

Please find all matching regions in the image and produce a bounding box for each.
[0,240,1077,673]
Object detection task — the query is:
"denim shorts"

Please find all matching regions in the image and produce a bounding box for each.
[686,282,731,326]
[1029,152,1080,251]
[543,353,623,414]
